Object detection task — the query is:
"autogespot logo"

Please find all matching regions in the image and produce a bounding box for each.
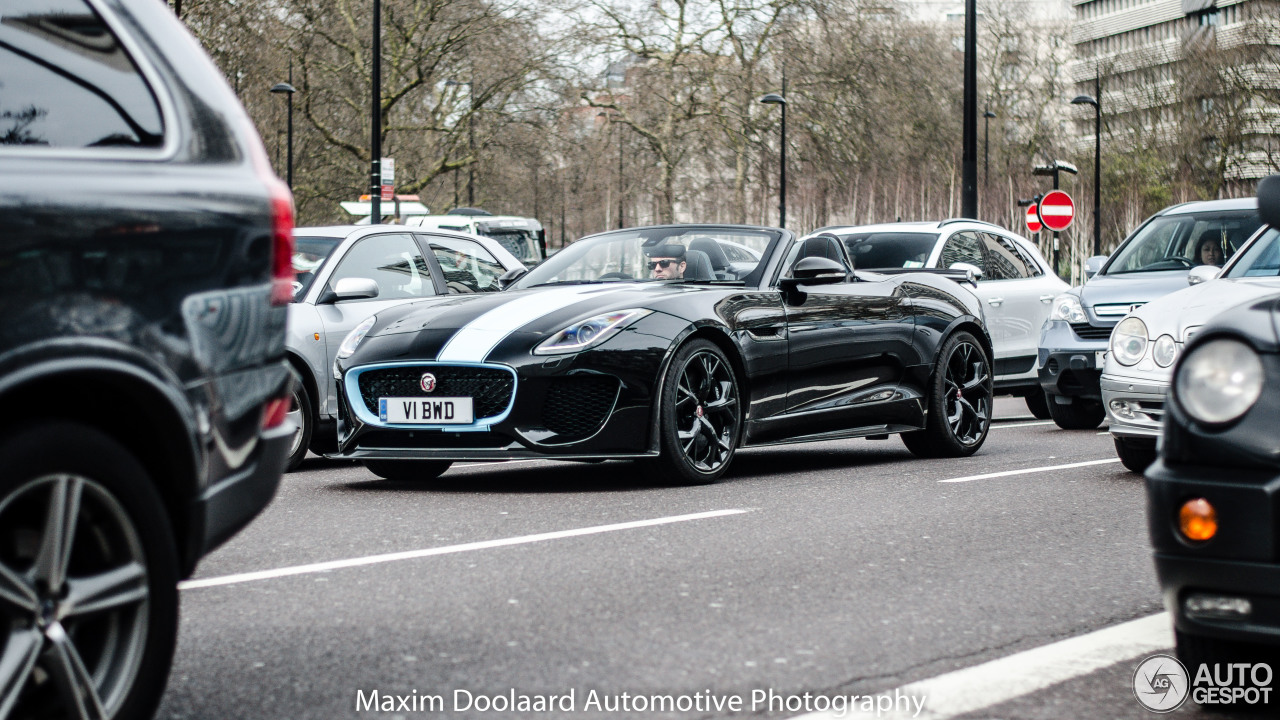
[1133,654,1190,713]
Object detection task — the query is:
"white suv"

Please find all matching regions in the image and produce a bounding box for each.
[803,220,1068,415]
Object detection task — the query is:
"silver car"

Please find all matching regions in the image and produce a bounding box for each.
[1103,223,1280,472]
[285,225,525,469]
[804,220,1068,416]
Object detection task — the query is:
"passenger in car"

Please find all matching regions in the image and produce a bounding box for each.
[1194,235,1225,266]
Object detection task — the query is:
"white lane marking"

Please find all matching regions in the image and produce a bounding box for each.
[991,420,1055,429]
[178,509,751,590]
[791,613,1171,720]
[436,285,625,362]
[939,458,1121,483]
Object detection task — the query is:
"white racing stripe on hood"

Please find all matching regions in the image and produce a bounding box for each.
[436,285,630,362]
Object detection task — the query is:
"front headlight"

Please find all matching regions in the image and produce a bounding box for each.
[1110,317,1148,366]
[534,309,652,355]
[1050,294,1086,323]
[337,315,377,360]
[1175,338,1264,425]
[1152,335,1178,368]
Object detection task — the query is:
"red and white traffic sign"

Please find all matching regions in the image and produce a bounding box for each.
[1025,203,1042,233]
[1038,190,1075,232]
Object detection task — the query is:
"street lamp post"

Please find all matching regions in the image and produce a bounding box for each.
[370,0,382,224]
[982,110,996,193]
[270,80,296,190]
[759,85,786,229]
[597,111,627,229]
[1071,84,1102,257]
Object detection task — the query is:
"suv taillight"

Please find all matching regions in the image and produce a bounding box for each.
[270,181,295,306]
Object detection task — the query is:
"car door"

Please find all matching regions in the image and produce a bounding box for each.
[780,236,919,435]
[314,232,440,415]
[979,232,1051,378]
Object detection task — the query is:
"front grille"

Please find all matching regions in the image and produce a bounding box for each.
[356,430,511,449]
[358,366,514,420]
[1070,322,1113,340]
[542,376,619,439]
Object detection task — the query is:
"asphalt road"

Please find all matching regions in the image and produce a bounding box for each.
[154,398,1250,719]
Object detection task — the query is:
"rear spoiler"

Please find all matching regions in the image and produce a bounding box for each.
[854,267,979,288]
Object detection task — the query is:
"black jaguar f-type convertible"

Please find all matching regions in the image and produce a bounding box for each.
[331,224,994,484]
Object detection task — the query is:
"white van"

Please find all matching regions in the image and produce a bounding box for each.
[405,209,547,264]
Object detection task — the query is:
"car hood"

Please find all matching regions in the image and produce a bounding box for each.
[1080,270,1192,310]
[364,282,723,361]
[1130,277,1280,342]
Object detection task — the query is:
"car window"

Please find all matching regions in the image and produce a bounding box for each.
[838,231,938,269]
[329,233,434,300]
[483,229,540,264]
[0,0,164,149]
[982,233,1032,280]
[939,231,985,271]
[292,235,342,299]
[1010,241,1044,277]
[1106,210,1261,274]
[430,237,505,293]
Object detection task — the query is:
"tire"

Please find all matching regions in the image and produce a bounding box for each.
[1024,389,1052,419]
[901,331,993,458]
[1046,395,1105,429]
[1177,630,1279,712]
[363,459,453,482]
[0,422,179,720]
[648,339,742,485]
[285,365,313,472]
[1114,436,1157,474]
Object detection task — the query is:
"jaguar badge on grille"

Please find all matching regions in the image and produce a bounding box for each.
[420,373,437,393]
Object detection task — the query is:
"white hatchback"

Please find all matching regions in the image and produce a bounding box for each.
[803,220,1068,416]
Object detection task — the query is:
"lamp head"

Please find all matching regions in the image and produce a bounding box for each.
[1071,94,1098,108]
[759,93,786,105]
[270,82,297,94]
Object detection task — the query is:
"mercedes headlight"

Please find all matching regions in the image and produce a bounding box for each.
[1110,317,1148,366]
[1175,338,1264,425]
[1050,294,1086,323]
[337,315,377,360]
[1152,335,1178,368]
[534,309,652,355]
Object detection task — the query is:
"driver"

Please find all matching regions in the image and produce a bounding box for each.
[646,243,687,280]
[1194,235,1224,267]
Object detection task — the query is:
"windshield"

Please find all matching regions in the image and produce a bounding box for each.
[1105,210,1261,275]
[837,231,938,269]
[1223,227,1280,278]
[292,235,342,299]
[484,229,541,264]
[512,227,781,289]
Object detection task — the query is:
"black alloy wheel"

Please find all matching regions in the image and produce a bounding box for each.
[651,340,741,484]
[0,422,179,720]
[285,366,313,472]
[363,460,453,482]
[902,331,992,458]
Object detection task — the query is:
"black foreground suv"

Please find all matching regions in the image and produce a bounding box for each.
[0,1,292,718]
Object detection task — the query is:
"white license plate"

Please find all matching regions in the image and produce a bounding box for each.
[1096,351,1106,369]
[379,397,474,424]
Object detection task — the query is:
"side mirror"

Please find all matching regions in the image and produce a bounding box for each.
[1260,174,1280,228]
[949,262,984,280]
[497,267,528,289]
[1084,255,1108,279]
[1187,265,1221,286]
[780,256,847,290]
[332,277,379,301]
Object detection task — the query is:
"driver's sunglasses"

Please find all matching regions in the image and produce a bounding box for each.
[648,259,678,269]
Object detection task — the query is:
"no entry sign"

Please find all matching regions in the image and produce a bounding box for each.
[1025,203,1042,233]
[1038,190,1075,232]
